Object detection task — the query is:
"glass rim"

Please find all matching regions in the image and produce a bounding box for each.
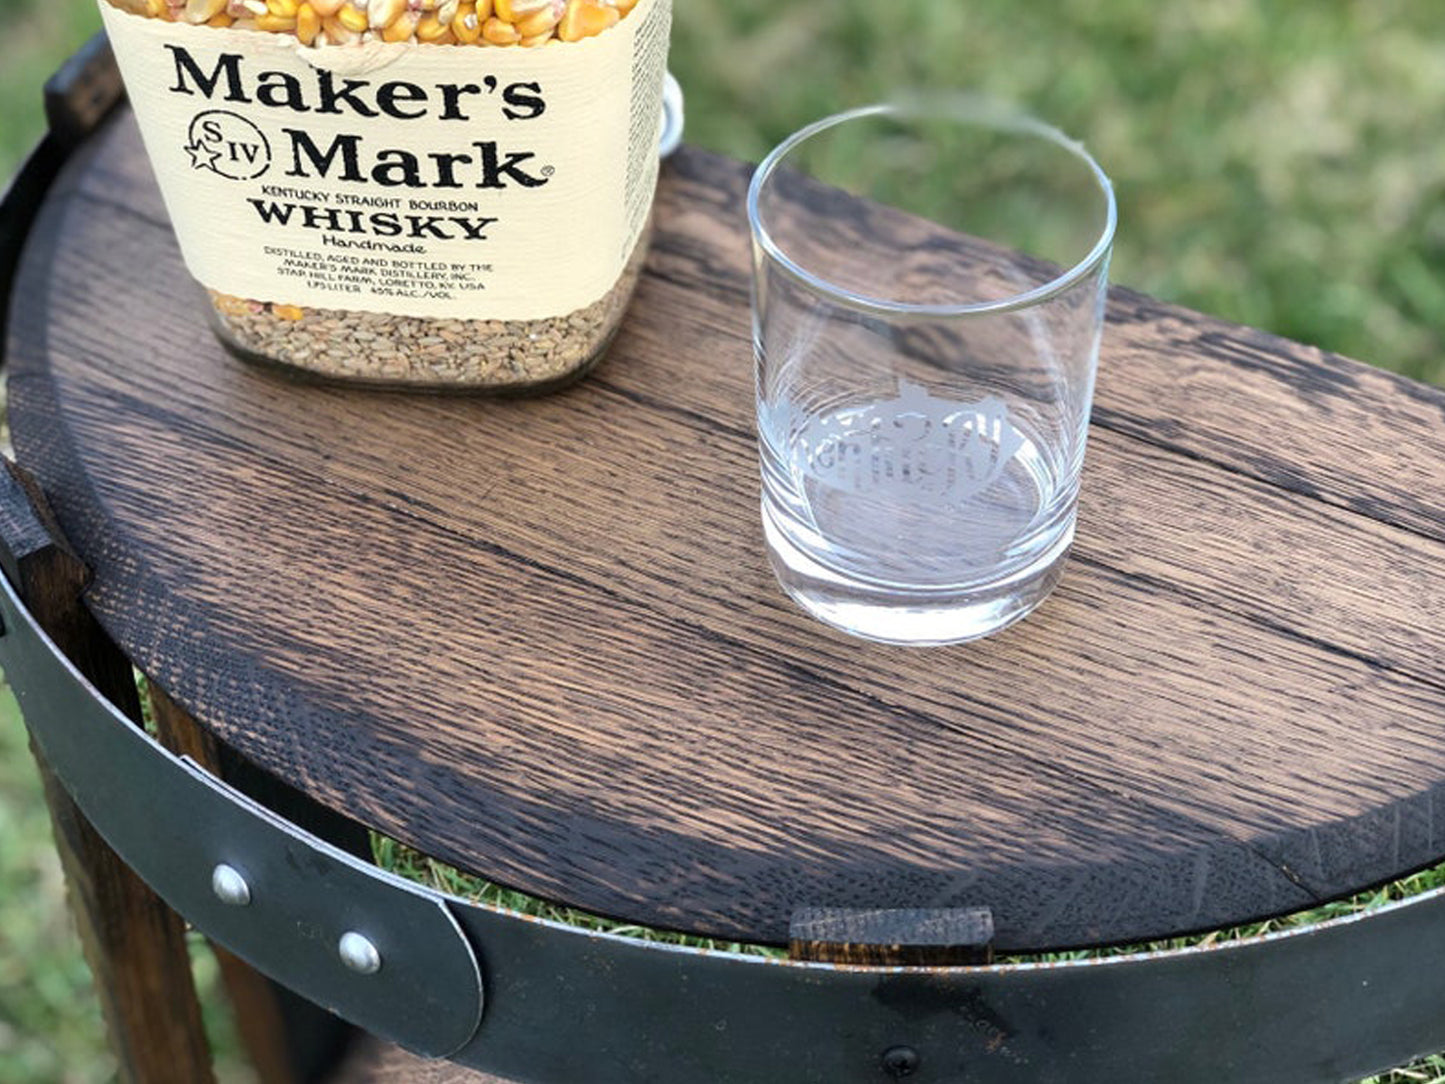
[745,96,1119,318]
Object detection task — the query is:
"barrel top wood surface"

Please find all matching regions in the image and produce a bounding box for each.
[8,108,1445,952]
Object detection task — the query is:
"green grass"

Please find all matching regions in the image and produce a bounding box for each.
[668,0,1445,387]
[4,1,1445,1080]
[0,0,101,174]
[0,687,114,1084]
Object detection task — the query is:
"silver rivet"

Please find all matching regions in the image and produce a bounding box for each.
[211,864,251,907]
[339,931,382,975]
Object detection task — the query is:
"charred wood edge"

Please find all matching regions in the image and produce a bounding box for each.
[0,141,63,367]
[44,33,124,152]
[0,459,217,1084]
[789,907,995,966]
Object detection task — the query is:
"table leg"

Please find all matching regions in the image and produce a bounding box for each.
[148,682,320,1084]
[0,462,216,1084]
[327,1033,515,1083]
[28,744,216,1083]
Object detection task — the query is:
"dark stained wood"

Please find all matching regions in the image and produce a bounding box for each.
[209,946,306,1084]
[789,908,994,966]
[0,463,216,1084]
[42,33,124,151]
[9,109,1445,952]
[327,1035,512,1084]
[148,679,224,763]
[147,683,303,1084]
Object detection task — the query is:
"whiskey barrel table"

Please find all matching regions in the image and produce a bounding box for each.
[5,42,1445,1084]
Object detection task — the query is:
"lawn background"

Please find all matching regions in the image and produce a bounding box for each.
[2,2,1444,1081]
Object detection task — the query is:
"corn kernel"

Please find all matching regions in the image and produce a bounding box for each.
[271,304,306,321]
[293,1,320,41]
[514,0,561,38]
[382,9,417,38]
[557,0,617,42]
[267,0,299,16]
[183,0,226,22]
[211,293,253,317]
[367,0,405,28]
[334,2,367,30]
[495,0,551,20]
[322,12,359,39]
[481,14,519,43]
[414,12,448,39]
[206,10,235,24]
[451,5,481,42]
[255,11,297,29]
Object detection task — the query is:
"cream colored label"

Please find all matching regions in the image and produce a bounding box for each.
[99,0,670,320]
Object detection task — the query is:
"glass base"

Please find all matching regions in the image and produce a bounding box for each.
[763,504,1074,646]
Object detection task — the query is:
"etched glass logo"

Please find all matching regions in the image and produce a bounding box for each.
[772,380,1023,501]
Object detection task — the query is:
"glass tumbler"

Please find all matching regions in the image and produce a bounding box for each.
[747,97,1116,645]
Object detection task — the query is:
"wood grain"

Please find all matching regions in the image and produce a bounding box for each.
[147,684,302,1084]
[0,463,216,1084]
[8,110,1445,951]
[327,1035,511,1084]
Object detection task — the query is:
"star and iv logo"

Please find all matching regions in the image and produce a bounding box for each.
[184,110,272,181]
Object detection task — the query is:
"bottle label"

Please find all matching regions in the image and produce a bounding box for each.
[99,0,671,320]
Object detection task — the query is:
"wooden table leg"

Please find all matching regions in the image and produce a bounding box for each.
[326,1033,514,1083]
[0,462,216,1084]
[148,682,308,1084]
[28,745,215,1083]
